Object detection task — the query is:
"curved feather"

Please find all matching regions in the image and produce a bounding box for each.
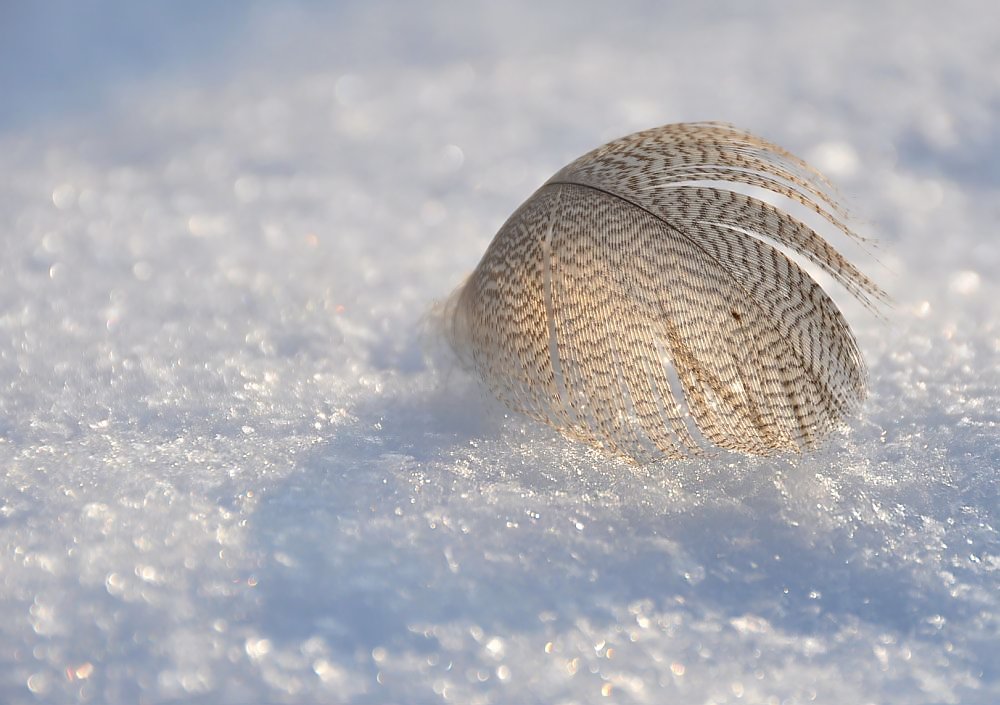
[444,122,884,462]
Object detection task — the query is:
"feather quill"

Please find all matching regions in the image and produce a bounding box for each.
[443,122,884,462]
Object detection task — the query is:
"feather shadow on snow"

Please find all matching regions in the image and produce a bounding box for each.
[246,440,972,669]
[241,355,974,664]
[238,299,987,700]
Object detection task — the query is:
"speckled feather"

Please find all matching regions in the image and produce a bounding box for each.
[445,123,884,462]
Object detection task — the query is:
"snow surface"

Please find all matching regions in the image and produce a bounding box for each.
[1,2,997,704]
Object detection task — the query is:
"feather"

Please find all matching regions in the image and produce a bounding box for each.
[443,122,884,462]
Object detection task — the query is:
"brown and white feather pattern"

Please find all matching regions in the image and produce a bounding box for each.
[444,123,883,462]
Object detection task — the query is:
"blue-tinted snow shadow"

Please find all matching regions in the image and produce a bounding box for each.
[896,126,1000,188]
[241,378,984,690]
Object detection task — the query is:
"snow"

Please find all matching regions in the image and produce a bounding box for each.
[1,2,997,703]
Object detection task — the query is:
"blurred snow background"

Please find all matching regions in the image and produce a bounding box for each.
[1,1,997,703]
